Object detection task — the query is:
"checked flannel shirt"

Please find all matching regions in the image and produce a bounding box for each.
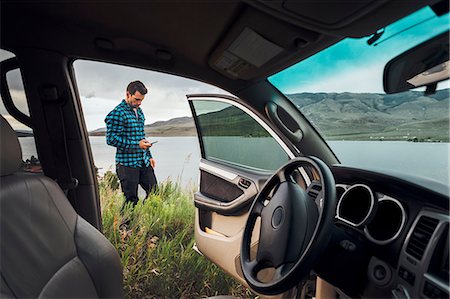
[105,99,152,168]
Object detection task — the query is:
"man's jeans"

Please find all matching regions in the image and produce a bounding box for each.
[116,164,157,205]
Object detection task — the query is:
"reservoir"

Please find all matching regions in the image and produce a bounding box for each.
[19,137,449,188]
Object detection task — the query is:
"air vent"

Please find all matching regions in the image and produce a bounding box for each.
[307,182,322,200]
[406,216,439,261]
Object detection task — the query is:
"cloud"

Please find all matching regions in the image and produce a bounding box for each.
[73,60,227,100]
[85,92,96,99]
[75,60,230,130]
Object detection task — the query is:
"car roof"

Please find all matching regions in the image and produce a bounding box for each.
[1,0,439,94]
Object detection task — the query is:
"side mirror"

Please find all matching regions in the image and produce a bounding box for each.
[383,31,449,94]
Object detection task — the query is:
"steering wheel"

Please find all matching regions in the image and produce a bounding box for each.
[240,156,336,295]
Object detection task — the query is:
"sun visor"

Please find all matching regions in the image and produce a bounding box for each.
[209,7,321,80]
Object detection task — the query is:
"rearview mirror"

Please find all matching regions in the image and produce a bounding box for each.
[383,31,449,94]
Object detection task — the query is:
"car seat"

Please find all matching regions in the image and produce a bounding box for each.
[0,115,123,298]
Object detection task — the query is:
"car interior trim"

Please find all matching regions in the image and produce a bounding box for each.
[423,273,450,296]
[335,184,348,199]
[199,162,238,181]
[194,160,259,215]
[363,196,407,245]
[0,58,32,127]
[299,167,312,186]
[195,192,246,208]
[335,183,375,227]
[398,209,449,299]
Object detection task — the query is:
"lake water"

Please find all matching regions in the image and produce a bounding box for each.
[18,137,449,187]
[328,141,449,185]
[90,136,201,187]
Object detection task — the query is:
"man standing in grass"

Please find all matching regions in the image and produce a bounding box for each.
[105,81,157,206]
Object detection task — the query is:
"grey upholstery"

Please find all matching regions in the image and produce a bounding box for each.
[0,116,123,298]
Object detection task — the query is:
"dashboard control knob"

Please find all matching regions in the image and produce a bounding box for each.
[339,240,356,251]
[368,257,392,286]
[374,265,387,280]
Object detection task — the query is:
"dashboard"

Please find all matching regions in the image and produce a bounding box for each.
[314,165,449,299]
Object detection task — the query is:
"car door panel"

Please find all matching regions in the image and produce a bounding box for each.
[194,159,267,215]
[195,209,261,285]
[193,159,267,285]
[188,95,294,289]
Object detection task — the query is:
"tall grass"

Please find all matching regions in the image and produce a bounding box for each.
[99,171,255,298]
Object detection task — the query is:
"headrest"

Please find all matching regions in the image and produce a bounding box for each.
[0,115,22,176]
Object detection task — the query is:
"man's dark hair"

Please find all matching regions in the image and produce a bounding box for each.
[127,81,148,95]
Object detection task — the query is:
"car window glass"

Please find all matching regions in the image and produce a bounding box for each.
[0,50,40,172]
[0,49,15,62]
[191,100,289,171]
[268,8,450,186]
[6,69,30,116]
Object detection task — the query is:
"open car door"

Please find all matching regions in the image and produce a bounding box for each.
[188,94,299,287]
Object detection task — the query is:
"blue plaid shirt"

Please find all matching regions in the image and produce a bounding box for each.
[105,100,152,168]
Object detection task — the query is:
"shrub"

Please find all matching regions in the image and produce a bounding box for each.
[99,170,120,190]
[100,179,255,298]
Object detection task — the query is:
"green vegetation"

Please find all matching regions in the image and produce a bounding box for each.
[99,171,255,298]
[197,106,270,137]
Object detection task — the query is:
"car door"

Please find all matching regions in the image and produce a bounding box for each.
[188,94,309,287]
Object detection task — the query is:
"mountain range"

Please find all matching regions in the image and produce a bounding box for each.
[89,89,449,141]
[287,89,449,141]
[89,116,196,137]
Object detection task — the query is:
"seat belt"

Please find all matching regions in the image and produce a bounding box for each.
[40,86,78,196]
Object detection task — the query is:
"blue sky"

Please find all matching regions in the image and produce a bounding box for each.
[269,7,450,94]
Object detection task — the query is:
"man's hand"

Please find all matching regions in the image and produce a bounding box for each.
[139,139,152,150]
[150,158,156,169]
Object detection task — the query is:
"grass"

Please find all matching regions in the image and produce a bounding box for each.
[99,171,255,298]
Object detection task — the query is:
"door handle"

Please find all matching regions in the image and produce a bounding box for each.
[265,102,303,142]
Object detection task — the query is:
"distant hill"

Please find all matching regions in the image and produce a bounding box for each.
[287,89,449,141]
[145,116,196,136]
[90,89,449,141]
[89,116,196,137]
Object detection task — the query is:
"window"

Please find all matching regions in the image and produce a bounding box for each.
[0,49,40,172]
[6,69,30,116]
[268,8,450,185]
[73,60,229,186]
[191,100,289,171]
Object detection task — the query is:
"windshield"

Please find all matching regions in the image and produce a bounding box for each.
[269,7,449,186]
